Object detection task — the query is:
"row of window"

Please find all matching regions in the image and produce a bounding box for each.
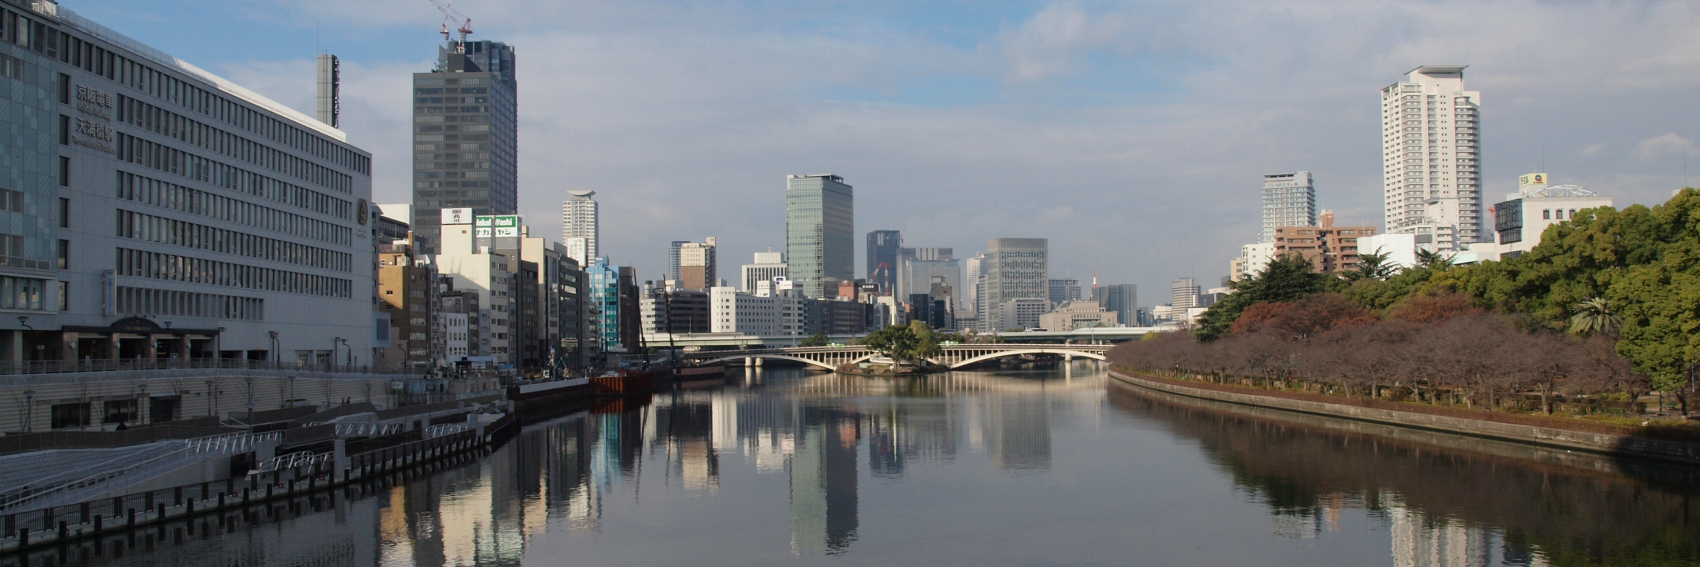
[116,95,353,193]
[115,285,263,321]
[18,13,370,174]
[116,209,352,272]
[0,6,370,174]
[115,248,352,299]
[1544,209,1579,220]
[0,275,46,311]
[117,172,352,246]
[114,133,351,219]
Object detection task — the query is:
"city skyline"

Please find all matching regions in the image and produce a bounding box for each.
[59,0,1700,303]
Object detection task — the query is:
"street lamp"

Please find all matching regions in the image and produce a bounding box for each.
[340,338,350,368]
[268,331,280,365]
[205,379,215,417]
[22,390,35,432]
[330,337,341,369]
[136,384,147,424]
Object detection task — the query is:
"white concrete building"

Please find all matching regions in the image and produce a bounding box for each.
[434,216,512,364]
[1262,172,1316,243]
[1476,174,1613,260]
[561,190,598,265]
[998,298,1051,331]
[1382,65,1483,251]
[1235,242,1276,281]
[711,286,781,336]
[442,312,469,359]
[740,252,787,292]
[1355,233,1421,270]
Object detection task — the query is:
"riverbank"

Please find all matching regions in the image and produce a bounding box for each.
[1107,368,1700,465]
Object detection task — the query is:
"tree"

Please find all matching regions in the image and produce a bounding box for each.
[799,334,830,347]
[1347,249,1397,282]
[1567,297,1622,337]
[909,320,941,362]
[1414,248,1456,272]
[1194,255,1333,341]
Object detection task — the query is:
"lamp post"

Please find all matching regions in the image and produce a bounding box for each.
[22,389,35,432]
[268,331,280,366]
[330,337,341,370]
[340,338,350,369]
[136,384,147,424]
[205,379,215,417]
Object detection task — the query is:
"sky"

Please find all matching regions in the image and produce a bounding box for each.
[63,0,1700,305]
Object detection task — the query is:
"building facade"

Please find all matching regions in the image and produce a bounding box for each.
[1039,301,1118,331]
[1089,284,1137,327]
[1484,174,1612,259]
[1170,278,1200,310]
[1047,279,1081,305]
[741,251,786,292]
[785,174,853,299]
[1381,65,1482,250]
[677,237,717,291]
[0,1,377,366]
[1261,171,1317,243]
[982,239,1048,332]
[865,230,900,295]
[410,40,518,256]
[1271,211,1380,273]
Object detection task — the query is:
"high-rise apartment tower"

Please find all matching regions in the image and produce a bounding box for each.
[1381,66,1482,250]
[561,190,599,265]
[410,40,518,255]
[785,174,854,299]
[1261,172,1316,243]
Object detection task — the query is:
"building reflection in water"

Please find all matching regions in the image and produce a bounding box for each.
[1104,379,1695,567]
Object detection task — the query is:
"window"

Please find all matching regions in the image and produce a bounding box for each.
[1543,209,1551,220]
[58,197,68,228]
[56,239,67,269]
[58,156,69,186]
[103,399,137,424]
[59,115,68,145]
[51,402,90,430]
[56,281,66,311]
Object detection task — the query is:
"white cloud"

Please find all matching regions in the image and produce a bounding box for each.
[1581,143,1606,157]
[1630,133,1695,160]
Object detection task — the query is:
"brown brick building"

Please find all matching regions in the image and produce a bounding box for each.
[1272,211,1379,274]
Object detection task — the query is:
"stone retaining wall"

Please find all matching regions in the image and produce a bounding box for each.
[1108,370,1700,465]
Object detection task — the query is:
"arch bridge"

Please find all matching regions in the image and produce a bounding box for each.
[682,344,1111,371]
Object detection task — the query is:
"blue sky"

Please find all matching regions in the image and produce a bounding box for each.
[65,0,1700,303]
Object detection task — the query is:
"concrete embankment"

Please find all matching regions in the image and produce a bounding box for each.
[1107,369,1700,466]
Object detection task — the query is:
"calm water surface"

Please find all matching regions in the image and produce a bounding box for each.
[24,364,1700,566]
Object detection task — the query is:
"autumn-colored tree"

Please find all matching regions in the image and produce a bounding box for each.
[1386,293,1481,324]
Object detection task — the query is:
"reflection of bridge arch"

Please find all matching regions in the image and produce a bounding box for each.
[684,344,1109,372]
[941,347,1107,369]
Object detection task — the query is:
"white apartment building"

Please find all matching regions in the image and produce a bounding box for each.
[561,190,598,265]
[741,252,786,292]
[1261,172,1316,243]
[1381,65,1483,251]
[1234,242,1276,281]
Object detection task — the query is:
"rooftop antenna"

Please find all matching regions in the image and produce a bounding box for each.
[427,0,473,53]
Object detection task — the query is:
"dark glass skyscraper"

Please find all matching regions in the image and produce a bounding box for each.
[865,230,900,295]
[785,174,854,299]
[411,40,518,255]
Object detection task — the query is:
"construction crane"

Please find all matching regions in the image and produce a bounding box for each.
[427,0,473,53]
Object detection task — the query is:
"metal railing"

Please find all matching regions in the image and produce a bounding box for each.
[424,423,471,439]
[0,358,419,376]
[329,423,402,438]
[250,451,332,475]
[0,431,275,514]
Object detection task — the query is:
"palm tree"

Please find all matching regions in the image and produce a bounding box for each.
[1349,249,1397,281]
[1568,297,1622,336]
[1415,248,1455,271]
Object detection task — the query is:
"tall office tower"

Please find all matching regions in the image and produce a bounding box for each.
[1170,278,1201,309]
[742,252,788,292]
[561,190,599,265]
[983,239,1049,331]
[410,40,518,255]
[866,230,901,295]
[894,247,952,299]
[1091,284,1138,326]
[964,254,987,317]
[786,174,854,299]
[667,240,690,282]
[1261,172,1316,243]
[678,238,718,290]
[1048,279,1081,305]
[1381,66,1483,251]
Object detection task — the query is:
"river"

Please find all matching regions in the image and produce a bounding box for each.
[14,364,1700,566]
